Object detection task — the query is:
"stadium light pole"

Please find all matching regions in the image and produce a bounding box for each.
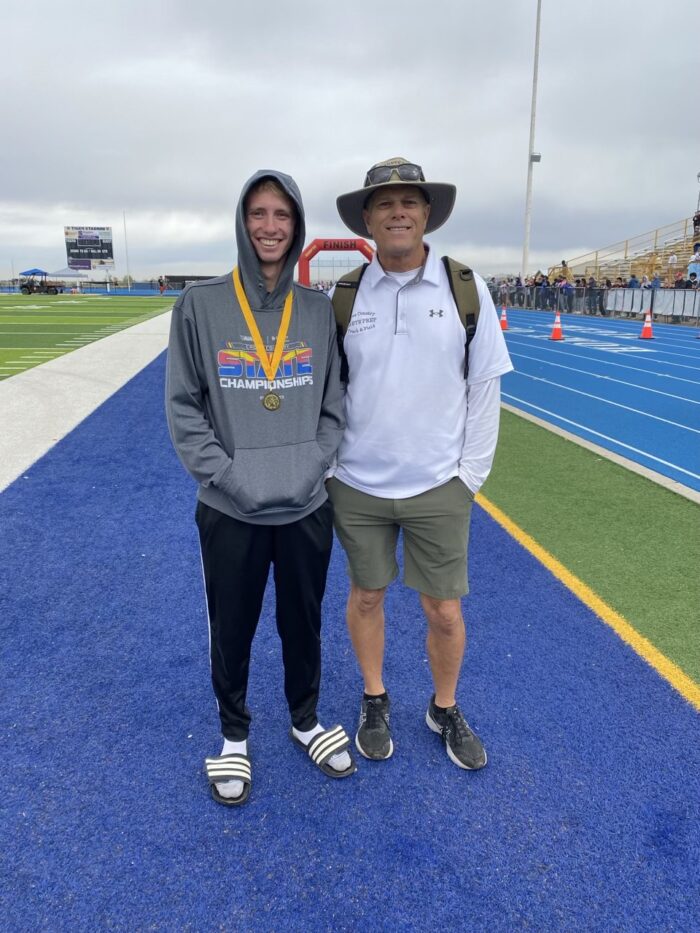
[521,0,543,282]
[123,210,132,293]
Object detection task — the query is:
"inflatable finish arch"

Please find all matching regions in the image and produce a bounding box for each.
[298,237,374,286]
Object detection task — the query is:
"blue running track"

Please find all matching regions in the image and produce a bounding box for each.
[1,355,699,931]
[501,311,700,492]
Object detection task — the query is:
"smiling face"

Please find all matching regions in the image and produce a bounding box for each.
[362,185,430,271]
[245,182,297,286]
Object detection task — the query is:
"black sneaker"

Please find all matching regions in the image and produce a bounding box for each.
[426,695,487,770]
[356,694,394,760]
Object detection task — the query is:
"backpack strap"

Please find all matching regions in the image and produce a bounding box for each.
[331,258,480,383]
[442,256,480,379]
[331,263,368,383]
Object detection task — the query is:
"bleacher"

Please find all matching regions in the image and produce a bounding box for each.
[549,217,697,283]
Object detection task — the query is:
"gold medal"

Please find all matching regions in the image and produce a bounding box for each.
[262,392,281,411]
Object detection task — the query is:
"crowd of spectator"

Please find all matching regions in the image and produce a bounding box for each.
[486,252,699,315]
[310,242,700,311]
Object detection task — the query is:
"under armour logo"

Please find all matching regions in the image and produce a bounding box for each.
[428,309,445,318]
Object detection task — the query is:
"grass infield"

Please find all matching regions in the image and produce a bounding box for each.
[483,410,700,684]
[0,294,173,380]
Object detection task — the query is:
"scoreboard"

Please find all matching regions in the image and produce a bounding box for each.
[64,226,114,270]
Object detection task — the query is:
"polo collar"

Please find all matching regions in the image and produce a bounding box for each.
[364,242,440,288]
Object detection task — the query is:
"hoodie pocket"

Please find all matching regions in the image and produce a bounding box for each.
[224,441,328,516]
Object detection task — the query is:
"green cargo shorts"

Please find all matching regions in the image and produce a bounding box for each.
[326,476,474,600]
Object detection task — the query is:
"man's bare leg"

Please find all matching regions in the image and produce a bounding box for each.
[346,582,393,759]
[421,593,486,770]
[420,594,465,707]
[346,582,387,693]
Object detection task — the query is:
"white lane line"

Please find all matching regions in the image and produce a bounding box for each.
[503,394,700,481]
[507,332,700,364]
[502,402,700,503]
[503,319,695,336]
[511,372,700,434]
[504,336,700,383]
[505,311,697,329]
[507,350,700,405]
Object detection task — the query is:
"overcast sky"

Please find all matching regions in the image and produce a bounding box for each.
[1,0,696,280]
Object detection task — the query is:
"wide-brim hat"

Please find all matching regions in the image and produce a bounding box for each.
[336,157,456,237]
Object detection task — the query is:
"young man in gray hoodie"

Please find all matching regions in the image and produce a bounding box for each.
[166,170,356,806]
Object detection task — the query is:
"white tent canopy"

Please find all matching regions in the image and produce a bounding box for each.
[49,267,89,279]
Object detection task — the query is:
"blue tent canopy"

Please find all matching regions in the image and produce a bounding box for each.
[19,268,49,276]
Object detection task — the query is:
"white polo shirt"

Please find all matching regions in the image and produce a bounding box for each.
[334,245,513,498]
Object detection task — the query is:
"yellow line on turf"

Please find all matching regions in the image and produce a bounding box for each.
[477,493,700,712]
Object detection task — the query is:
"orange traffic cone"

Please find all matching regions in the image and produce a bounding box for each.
[639,310,654,339]
[500,306,509,331]
[550,311,564,341]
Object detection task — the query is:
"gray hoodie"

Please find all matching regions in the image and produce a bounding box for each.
[165,169,344,525]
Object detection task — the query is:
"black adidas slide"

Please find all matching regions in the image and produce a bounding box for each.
[204,752,252,806]
[290,725,357,778]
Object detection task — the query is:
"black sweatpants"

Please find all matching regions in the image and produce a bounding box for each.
[195,499,334,741]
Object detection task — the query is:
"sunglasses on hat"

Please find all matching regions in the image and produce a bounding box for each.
[364,162,426,187]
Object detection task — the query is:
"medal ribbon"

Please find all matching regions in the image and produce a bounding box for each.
[232,267,293,382]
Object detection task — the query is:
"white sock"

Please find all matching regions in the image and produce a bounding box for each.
[293,723,352,772]
[215,738,247,799]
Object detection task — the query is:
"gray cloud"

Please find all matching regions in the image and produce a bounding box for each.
[1,0,696,278]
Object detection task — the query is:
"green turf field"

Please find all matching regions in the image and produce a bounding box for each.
[482,410,700,683]
[0,294,174,380]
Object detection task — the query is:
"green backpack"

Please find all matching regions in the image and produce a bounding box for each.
[331,257,480,382]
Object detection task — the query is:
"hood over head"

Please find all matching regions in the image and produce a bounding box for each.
[235,169,306,310]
